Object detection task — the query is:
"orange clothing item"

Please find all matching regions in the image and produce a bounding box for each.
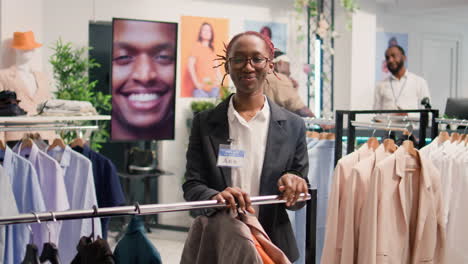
[252,235,275,264]
[181,42,219,97]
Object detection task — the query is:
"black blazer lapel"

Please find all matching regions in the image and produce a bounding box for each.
[207,98,232,187]
[260,99,288,194]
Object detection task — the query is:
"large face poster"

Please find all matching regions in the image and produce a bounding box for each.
[111,18,178,141]
[375,32,409,81]
[180,16,229,98]
[244,20,287,52]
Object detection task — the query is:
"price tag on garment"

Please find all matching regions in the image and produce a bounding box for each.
[217,144,245,168]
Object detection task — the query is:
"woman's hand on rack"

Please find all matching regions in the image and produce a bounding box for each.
[211,187,255,214]
[278,173,308,207]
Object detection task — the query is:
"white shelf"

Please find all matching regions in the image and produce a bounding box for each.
[0,115,111,124]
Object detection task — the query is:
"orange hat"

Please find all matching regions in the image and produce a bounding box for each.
[11,31,42,50]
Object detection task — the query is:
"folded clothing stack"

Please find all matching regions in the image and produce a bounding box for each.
[0,90,27,116]
[37,99,98,116]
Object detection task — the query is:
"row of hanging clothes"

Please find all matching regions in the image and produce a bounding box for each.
[421,119,468,263]
[321,120,450,264]
[0,133,125,264]
[286,118,338,264]
[16,214,162,264]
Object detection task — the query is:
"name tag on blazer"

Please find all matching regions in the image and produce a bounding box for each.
[217,144,245,168]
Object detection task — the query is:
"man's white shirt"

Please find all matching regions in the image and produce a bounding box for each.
[373,70,431,110]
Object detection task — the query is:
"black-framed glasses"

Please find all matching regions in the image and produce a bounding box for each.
[228,56,269,69]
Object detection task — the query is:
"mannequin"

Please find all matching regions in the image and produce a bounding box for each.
[0,31,54,142]
[15,49,38,97]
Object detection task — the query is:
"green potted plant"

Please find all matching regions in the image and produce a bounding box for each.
[49,38,111,151]
[190,85,233,115]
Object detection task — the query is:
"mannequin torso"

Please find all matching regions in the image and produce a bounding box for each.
[15,50,38,97]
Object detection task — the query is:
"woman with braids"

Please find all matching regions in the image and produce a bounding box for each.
[182,31,309,261]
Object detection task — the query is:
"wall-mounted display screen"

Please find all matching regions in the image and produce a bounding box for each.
[111,18,177,141]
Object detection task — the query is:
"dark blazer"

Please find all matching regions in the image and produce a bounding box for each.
[182,95,309,262]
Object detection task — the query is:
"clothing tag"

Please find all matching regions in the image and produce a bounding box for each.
[217,144,245,168]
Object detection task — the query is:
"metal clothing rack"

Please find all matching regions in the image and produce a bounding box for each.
[0,194,310,225]
[334,109,439,165]
[351,121,413,133]
[435,118,468,126]
[303,117,335,127]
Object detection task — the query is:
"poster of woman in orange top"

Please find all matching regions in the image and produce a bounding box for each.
[180,16,229,98]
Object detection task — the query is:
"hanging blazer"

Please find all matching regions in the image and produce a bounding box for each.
[357,147,446,264]
[0,66,55,142]
[321,145,373,264]
[340,146,392,264]
[181,211,291,264]
[182,95,309,262]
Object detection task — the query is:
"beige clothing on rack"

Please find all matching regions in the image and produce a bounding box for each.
[340,145,392,264]
[321,144,373,264]
[358,147,445,264]
[0,66,55,142]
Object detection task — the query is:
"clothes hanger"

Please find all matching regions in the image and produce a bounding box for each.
[21,135,34,150]
[306,131,320,139]
[22,213,41,264]
[0,139,5,151]
[70,137,86,148]
[319,132,328,140]
[39,212,60,264]
[383,138,397,153]
[90,205,98,242]
[325,122,335,140]
[366,127,380,150]
[326,132,336,140]
[450,132,460,143]
[402,127,420,171]
[47,138,66,151]
[438,131,450,144]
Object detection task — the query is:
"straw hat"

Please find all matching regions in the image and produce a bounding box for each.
[11,31,42,50]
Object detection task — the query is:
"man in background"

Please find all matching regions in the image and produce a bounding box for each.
[264,50,315,117]
[373,45,431,112]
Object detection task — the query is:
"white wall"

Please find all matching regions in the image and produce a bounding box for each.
[37,0,303,228]
[0,0,43,69]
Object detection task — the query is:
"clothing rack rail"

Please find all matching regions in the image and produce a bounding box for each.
[351,121,412,133]
[303,117,335,126]
[435,118,468,126]
[0,115,110,138]
[335,109,439,165]
[0,194,311,226]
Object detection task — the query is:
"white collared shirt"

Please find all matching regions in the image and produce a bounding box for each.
[373,70,431,110]
[227,96,270,198]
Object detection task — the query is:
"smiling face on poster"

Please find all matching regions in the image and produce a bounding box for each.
[111,18,178,141]
[244,20,287,52]
[375,32,408,81]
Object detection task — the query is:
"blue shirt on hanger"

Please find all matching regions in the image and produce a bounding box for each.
[0,165,18,263]
[47,145,101,264]
[0,146,46,264]
[72,145,126,239]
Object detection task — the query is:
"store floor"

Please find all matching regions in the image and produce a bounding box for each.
[108,228,188,263]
